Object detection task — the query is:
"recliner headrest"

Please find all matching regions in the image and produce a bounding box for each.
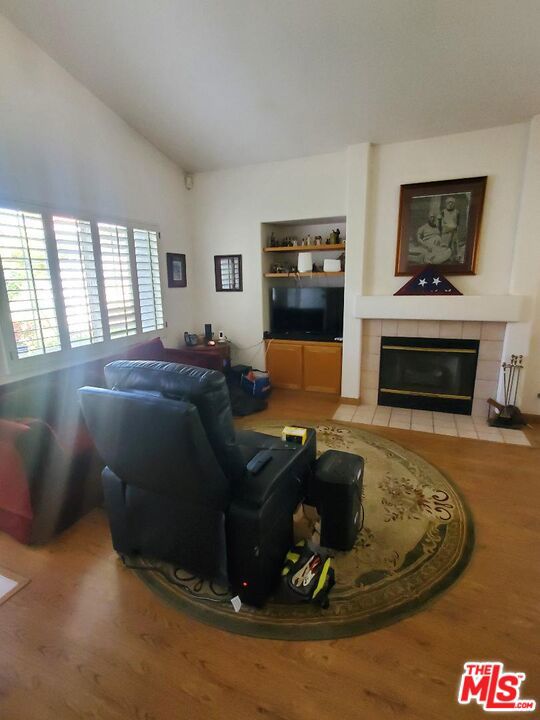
[103,360,245,482]
[104,359,223,398]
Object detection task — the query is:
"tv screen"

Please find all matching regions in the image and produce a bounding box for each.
[270,287,344,340]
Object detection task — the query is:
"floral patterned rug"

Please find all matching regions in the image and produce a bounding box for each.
[128,421,474,640]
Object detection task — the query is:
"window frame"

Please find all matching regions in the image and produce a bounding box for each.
[0,199,165,375]
[0,209,64,364]
[214,254,243,292]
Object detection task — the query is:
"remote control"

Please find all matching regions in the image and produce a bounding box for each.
[246,450,273,475]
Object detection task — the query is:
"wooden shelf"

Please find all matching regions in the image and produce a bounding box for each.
[263,243,345,253]
[264,271,344,278]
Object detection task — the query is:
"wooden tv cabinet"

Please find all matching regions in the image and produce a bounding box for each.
[265,339,342,394]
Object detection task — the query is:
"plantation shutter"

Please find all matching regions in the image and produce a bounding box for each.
[134,228,164,332]
[221,257,239,289]
[97,222,137,339]
[0,208,61,358]
[53,216,103,348]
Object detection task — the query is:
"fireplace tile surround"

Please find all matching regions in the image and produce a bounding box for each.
[360,320,506,416]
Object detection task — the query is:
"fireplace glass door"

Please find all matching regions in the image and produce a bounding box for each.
[378,337,480,414]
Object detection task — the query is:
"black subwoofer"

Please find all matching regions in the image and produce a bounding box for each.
[315,450,364,551]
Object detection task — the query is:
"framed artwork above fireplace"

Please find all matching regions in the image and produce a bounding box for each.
[395,176,487,276]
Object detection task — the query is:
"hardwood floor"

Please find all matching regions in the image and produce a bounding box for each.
[1,389,539,720]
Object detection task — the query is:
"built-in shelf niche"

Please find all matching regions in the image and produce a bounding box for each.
[261,216,347,339]
[261,216,346,286]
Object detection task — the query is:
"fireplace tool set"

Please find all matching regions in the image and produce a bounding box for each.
[487,354,525,429]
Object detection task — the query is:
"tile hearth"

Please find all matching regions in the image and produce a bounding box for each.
[332,404,531,446]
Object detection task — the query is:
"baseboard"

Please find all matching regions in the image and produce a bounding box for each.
[339,397,360,405]
[523,412,540,423]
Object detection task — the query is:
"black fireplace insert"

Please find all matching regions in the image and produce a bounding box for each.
[378,336,480,414]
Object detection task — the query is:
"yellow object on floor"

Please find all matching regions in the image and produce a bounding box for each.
[281,425,308,445]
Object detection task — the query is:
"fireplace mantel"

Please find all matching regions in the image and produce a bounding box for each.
[354,295,526,322]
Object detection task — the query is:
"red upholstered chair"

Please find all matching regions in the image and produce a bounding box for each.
[120,336,166,361]
[0,418,80,544]
[0,420,33,543]
[0,366,104,545]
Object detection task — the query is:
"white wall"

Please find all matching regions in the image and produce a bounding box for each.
[364,123,529,295]
[341,144,371,397]
[504,117,540,415]
[0,14,193,384]
[190,122,540,411]
[188,152,347,368]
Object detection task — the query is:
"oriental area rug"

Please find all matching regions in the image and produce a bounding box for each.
[126,421,474,640]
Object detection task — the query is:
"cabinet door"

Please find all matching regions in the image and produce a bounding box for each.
[303,344,342,394]
[266,342,303,389]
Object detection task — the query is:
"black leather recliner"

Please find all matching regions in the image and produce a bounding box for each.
[78,359,316,606]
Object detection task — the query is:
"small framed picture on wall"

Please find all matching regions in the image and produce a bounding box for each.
[395,176,487,276]
[167,252,187,287]
[214,254,243,292]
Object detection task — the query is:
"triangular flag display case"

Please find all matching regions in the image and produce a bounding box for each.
[394,266,462,295]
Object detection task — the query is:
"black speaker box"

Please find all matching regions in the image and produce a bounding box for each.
[315,450,364,551]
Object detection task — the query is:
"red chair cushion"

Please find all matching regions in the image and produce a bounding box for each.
[0,420,33,544]
[122,337,165,361]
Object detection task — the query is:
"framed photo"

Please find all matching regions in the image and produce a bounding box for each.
[166,252,187,287]
[395,176,487,275]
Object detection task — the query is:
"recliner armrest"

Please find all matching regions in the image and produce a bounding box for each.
[233,428,317,509]
[234,451,302,508]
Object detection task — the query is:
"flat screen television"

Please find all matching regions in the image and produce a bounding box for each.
[269,287,344,340]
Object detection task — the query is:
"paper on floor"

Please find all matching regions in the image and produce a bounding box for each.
[0,574,18,600]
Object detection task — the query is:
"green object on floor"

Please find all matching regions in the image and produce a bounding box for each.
[127,421,474,640]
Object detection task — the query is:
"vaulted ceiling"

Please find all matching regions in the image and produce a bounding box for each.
[2,0,540,171]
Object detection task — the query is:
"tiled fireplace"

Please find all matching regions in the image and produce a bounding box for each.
[360,320,506,416]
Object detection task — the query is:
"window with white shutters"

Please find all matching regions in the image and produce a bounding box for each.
[214,254,243,292]
[98,222,137,339]
[0,208,61,358]
[53,216,104,348]
[134,228,164,332]
[0,204,165,371]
